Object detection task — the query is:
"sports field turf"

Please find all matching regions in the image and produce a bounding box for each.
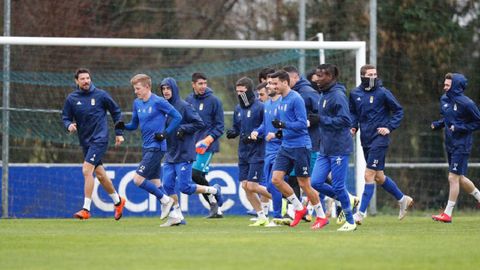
[0,214,479,270]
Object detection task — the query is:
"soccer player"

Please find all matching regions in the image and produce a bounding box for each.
[349,64,413,225]
[226,77,272,226]
[124,74,181,220]
[251,77,284,226]
[185,72,225,218]
[431,73,480,223]
[159,77,224,226]
[62,68,126,220]
[310,64,356,232]
[269,70,328,230]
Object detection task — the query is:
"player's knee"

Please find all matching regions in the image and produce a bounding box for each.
[179,184,195,195]
[133,175,144,186]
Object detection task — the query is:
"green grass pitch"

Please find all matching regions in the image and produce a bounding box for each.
[1,213,479,270]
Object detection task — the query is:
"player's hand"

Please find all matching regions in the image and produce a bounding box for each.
[351,128,357,135]
[431,123,435,130]
[241,136,255,144]
[377,127,390,136]
[272,119,285,129]
[266,132,276,141]
[68,123,77,133]
[250,131,258,140]
[275,129,283,139]
[307,113,320,128]
[176,128,185,139]
[154,132,167,141]
[114,121,125,130]
[226,129,238,139]
[115,136,124,146]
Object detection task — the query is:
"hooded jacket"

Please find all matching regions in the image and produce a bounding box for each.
[161,78,205,163]
[231,99,265,163]
[432,73,480,154]
[62,83,123,147]
[277,90,312,149]
[349,80,403,149]
[292,77,322,151]
[255,96,282,156]
[318,82,352,156]
[186,87,224,153]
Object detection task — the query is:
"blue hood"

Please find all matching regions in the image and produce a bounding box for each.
[292,77,312,91]
[447,73,467,99]
[160,77,180,104]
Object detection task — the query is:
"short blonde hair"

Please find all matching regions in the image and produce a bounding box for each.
[130,74,152,88]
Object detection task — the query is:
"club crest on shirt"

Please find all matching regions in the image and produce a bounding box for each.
[199,103,204,111]
[336,156,342,165]
[369,96,374,104]
[323,99,327,108]
[76,101,82,105]
[148,106,152,114]
[91,98,95,106]
[247,110,251,118]
[453,103,457,111]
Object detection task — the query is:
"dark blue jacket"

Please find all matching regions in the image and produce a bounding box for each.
[62,83,123,147]
[161,78,205,163]
[318,83,353,156]
[292,77,321,151]
[186,88,224,153]
[432,73,480,154]
[231,101,265,163]
[349,81,403,148]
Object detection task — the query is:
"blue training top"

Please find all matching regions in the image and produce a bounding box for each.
[276,90,311,149]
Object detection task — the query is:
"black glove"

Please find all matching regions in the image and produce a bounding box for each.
[307,113,320,127]
[114,121,125,130]
[154,132,166,141]
[226,129,238,139]
[275,129,283,139]
[272,119,285,129]
[176,129,185,139]
[241,136,255,144]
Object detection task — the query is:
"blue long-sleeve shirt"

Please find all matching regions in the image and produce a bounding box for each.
[255,97,282,156]
[231,100,265,163]
[292,77,321,151]
[318,83,353,156]
[160,77,205,163]
[431,73,480,154]
[186,88,224,153]
[62,83,123,147]
[125,93,181,151]
[349,81,403,148]
[276,90,312,149]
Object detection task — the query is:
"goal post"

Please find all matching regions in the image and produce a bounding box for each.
[0,36,366,217]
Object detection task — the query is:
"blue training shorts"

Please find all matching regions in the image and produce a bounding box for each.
[192,152,213,173]
[448,153,469,176]
[136,148,164,180]
[82,142,108,167]
[239,160,264,183]
[363,146,387,171]
[272,146,310,177]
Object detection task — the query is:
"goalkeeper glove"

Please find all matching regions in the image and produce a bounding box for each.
[195,135,214,154]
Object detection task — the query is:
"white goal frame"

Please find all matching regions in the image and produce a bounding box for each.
[0,36,367,214]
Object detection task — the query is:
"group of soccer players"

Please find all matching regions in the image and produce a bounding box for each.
[62,64,480,230]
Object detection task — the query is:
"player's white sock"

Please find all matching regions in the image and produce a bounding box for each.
[205,186,217,194]
[261,201,270,216]
[313,202,326,218]
[470,188,480,202]
[208,194,217,203]
[257,210,267,220]
[398,195,406,203]
[444,200,456,216]
[83,198,92,211]
[109,192,120,205]
[286,194,303,211]
[160,195,171,205]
